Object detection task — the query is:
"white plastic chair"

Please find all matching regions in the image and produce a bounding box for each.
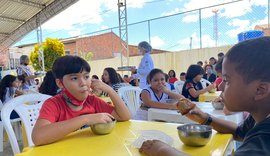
[174,80,185,95]
[118,86,142,118]
[1,93,51,155]
[0,100,21,152]
[200,78,211,89]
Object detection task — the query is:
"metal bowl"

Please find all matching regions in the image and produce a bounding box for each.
[211,101,224,110]
[177,124,212,146]
[91,119,116,135]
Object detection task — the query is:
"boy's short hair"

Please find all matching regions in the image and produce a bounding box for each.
[180,72,186,76]
[52,55,91,79]
[215,58,223,73]
[226,37,270,83]
[218,52,224,57]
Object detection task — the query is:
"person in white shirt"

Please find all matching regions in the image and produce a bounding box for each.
[131,41,154,89]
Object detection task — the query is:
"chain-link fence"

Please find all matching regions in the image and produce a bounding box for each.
[17,0,269,52]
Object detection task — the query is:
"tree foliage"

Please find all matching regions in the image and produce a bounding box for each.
[30,38,65,71]
[78,51,93,63]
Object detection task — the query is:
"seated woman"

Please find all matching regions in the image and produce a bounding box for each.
[141,68,184,109]
[102,67,129,94]
[182,65,215,101]
[203,64,216,83]
[0,75,24,119]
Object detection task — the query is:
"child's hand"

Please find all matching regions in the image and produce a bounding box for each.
[207,83,216,91]
[85,113,114,125]
[185,107,208,124]
[91,79,112,93]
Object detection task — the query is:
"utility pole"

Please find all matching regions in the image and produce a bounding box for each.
[118,0,129,67]
[36,16,45,72]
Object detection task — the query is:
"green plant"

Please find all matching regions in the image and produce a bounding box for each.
[78,51,93,63]
[30,38,65,71]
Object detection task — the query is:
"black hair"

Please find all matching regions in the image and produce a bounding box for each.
[197,61,203,66]
[147,68,164,83]
[215,58,223,73]
[209,57,217,64]
[164,73,169,82]
[0,75,17,102]
[168,70,176,78]
[180,72,186,76]
[226,37,270,83]
[124,75,129,78]
[92,75,99,80]
[186,65,204,80]
[52,55,91,79]
[218,52,224,57]
[102,67,121,84]
[39,71,59,96]
[17,75,26,83]
[117,73,124,83]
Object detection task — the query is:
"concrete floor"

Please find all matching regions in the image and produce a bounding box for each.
[0,140,23,156]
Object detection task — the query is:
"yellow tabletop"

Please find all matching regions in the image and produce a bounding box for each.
[199,91,222,102]
[17,120,232,156]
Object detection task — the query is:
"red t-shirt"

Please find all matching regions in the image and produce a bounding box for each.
[215,77,223,91]
[38,94,114,123]
[169,77,178,84]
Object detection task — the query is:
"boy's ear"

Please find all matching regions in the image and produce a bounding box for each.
[55,79,64,89]
[254,82,270,101]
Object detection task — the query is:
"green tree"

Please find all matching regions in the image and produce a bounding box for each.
[30,38,65,71]
[78,51,93,63]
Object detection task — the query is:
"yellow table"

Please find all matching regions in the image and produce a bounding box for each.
[17,120,232,156]
[199,91,222,102]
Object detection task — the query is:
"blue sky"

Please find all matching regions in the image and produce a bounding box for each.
[16,0,268,51]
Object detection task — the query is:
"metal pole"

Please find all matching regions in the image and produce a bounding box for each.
[148,20,151,44]
[199,9,202,49]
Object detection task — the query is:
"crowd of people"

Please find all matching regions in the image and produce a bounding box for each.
[1,37,270,155]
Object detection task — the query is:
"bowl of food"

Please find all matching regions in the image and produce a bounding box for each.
[211,101,224,110]
[208,88,217,93]
[91,119,116,135]
[177,124,212,146]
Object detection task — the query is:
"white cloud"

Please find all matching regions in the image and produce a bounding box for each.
[161,8,180,16]
[42,0,147,33]
[181,0,268,23]
[251,16,268,29]
[68,29,82,36]
[226,19,251,38]
[182,13,198,23]
[176,32,216,50]
[150,36,165,49]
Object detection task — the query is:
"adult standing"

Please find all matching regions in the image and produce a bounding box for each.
[16,55,39,90]
[131,41,154,89]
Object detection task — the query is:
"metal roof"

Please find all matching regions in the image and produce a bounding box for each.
[0,0,79,53]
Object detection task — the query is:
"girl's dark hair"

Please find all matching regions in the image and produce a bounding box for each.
[168,70,176,77]
[186,65,204,80]
[0,75,17,102]
[147,68,164,83]
[117,73,124,83]
[39,71,58,96]
[102,67,121,84]
[52,55,91,79]
[215,58,223,73]
[226,37,270,83]
[17,75,26,83]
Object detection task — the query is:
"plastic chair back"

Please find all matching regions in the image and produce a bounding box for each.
[118,86,142,118]
[174,80,185,95]
[200,78,211,88]
[1,93,51,154]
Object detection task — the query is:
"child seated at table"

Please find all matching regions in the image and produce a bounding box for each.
[182,64,215,101]
[0,75,23,119]
[140,37,270,156]
[140,68,184,110]
[32,55,130,146]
